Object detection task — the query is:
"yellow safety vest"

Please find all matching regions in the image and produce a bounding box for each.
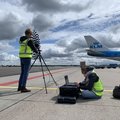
[92,79,104,96]
[19,39,32,58]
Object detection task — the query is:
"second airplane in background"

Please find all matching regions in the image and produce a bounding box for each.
[84,35,120,61]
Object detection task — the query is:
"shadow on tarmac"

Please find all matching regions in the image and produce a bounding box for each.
[0,90,21,97]
[51,95,103,104]
[77,98,100,103]
[51,95,58,103]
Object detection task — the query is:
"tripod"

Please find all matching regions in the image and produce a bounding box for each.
[30,50,58,94]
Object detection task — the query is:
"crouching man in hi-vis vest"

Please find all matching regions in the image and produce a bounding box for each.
[79,66,104,99]
[18,28,38,92]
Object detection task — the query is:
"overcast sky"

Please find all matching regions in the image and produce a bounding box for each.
[1,0,120,65]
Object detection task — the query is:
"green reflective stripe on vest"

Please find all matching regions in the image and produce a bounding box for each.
[19,39,32,58]
[92,79,104,96]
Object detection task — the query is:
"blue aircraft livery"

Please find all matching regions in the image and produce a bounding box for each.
[84,35,120,61]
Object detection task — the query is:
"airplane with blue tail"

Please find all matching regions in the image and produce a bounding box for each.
[84,36,120,61]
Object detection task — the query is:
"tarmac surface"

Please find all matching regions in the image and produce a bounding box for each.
[0,67,120,120]
[0,66,65,77]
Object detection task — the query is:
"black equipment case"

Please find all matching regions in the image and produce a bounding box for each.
[59,83,80,98]
[57,75,80,104]
[57,96,76,104]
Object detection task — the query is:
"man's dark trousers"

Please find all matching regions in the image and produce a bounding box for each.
[18,58,31,89]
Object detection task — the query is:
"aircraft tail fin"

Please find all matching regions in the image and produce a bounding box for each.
[84,36,109,51]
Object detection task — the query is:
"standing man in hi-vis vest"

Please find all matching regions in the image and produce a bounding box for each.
[79,66,104,99]
[18,28,38,92]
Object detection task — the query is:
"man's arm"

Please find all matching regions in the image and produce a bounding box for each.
[27,40,38,53]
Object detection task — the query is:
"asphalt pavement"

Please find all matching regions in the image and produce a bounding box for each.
[0,67,120,120]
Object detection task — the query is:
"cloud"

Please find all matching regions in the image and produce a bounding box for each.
[2,0,21,6]
[0,12,25,40]
[56,39,68,47]
[22,0,61,13]
[65,38,87,52]
[0,52,18,61]
[22,0,92,13]
[0,41,19,65]
[52,14,120,33]
[0,42,14,51]
[42,48,72,59]
[56,36,87,51]
[32,14,53,32]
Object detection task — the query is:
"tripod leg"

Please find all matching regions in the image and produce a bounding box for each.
[38,55,48,94]
[40,55,58,86]
[29,55,39,71]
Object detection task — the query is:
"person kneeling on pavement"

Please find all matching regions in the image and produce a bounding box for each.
[79,66,104,99]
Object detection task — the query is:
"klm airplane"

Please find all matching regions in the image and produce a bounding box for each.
[84,36,120,61]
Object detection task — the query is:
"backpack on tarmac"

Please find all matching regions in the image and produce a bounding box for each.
[113,85,120,99]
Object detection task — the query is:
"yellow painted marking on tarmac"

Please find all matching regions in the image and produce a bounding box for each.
[28,87,58,90]
[0,86,113,92]
[0,86,58,90]
[0,86,17,89]
[104,90,112,92]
